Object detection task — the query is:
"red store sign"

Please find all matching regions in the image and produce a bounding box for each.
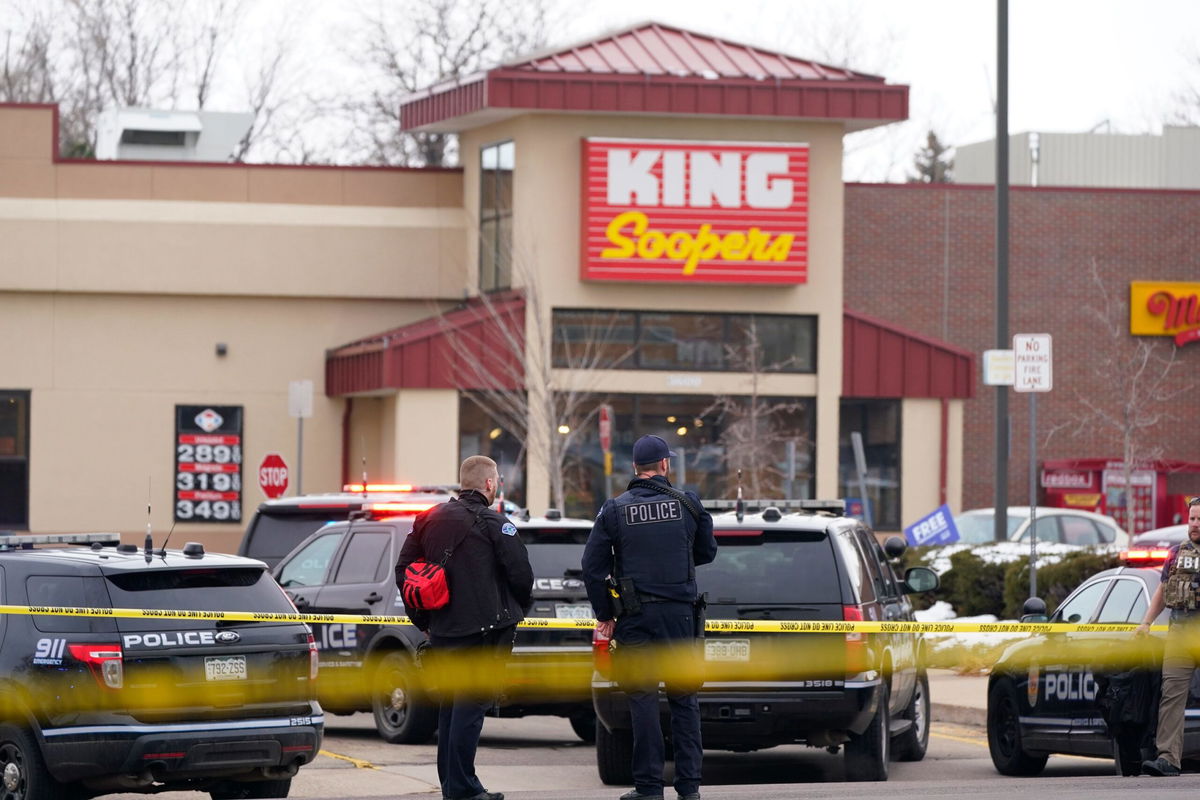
[581,138,809,284]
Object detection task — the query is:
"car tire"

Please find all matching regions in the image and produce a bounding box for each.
[845,681,890,781]
[0,723,68,800]
[569,710,597,743]
[892,671,930,762]
[372,651,438,744]
[595,720,634,786]
[210,778,292,799]
[987,677,1048,776]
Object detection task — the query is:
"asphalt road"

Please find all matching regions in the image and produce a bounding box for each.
[102,711,1171,800]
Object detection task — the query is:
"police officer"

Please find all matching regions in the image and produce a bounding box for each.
[396,455,533,800]
[582,435,717,800]
[1135,496,1200,776]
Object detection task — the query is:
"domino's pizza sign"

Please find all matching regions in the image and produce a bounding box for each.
[904,504,960,547]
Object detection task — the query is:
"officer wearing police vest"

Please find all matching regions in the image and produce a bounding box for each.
[582,435,718,800]
[1135,497,1200,776]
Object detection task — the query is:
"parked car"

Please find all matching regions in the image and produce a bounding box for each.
[271,507,598,743]
[591,501,939,783]
[1120,524,1188,569]
[0,532,322,800]
[953,506,1128,547]
[986,562,1176,776]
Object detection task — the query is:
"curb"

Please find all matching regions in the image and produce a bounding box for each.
[932,702,985,727]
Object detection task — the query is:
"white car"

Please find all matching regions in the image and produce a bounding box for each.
[952,506,1128,547]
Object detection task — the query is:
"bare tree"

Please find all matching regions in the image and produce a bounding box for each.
[341,0,552,166]
[703,321,810,499]
[1046,260,1198,529]
[437,264,634,511]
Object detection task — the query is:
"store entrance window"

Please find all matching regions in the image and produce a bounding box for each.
[458,393,525,509]
[0,391,30,529]
[838,399,900,530]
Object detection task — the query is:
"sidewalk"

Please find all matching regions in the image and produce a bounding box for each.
[929,668,988,727]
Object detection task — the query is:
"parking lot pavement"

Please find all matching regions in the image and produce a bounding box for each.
[929,667,989,726]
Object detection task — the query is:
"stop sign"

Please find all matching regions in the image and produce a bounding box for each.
[598,404,613,452]
[258,452,289,499]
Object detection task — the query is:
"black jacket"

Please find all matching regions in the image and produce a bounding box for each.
[395,490,533,638]
[581,475,717,621]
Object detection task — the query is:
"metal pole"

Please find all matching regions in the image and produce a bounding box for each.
[297,417,304,495]
[1029,393,1037,598]
[993,0,1011,543]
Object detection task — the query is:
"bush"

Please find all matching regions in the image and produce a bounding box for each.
[936,550,1008,617]
[1001,550,1122,619]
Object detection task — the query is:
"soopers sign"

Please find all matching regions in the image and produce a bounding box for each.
[174,405,243,523]
[582,138,809,284]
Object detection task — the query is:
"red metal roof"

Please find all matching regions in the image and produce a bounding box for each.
[400,22,907,133]
[843,309,974,399]
[327,301,971,400]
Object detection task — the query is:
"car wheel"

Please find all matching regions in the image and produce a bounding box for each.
[892,671,930,762]
[569,710,597,743]
[372,651,438,744]
[595,721,634,786]
[209,778,292,799]
[0,723,65,800]
[987,677,1048,776]
[845,681,890,781]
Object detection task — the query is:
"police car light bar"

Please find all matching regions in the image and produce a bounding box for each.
[0,532,121,549]
[703,499,845,516]
[343,484,415,493]
[364,502,438,514]
[1121,548,1171,564]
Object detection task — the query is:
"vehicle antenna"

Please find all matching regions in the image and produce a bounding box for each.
[145,477,154,560]
[360,437,368,497]
[158,520,178,556]
[735,469,744,523]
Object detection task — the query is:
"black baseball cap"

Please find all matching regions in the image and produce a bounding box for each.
[632,435,676,464]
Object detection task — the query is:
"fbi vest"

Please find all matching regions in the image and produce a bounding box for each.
[1164,540,1200,610]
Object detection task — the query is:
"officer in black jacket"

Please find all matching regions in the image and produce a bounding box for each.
[396,455,533,800]
[582,435,717,800]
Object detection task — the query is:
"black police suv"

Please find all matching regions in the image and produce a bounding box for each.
[986,562,1188,777]
[591,501,939,783]
[0,532,322,799]
[271,509,598,744]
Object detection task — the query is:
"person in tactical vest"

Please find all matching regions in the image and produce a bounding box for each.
[1135,497,1200,776]
[582,434,718,800]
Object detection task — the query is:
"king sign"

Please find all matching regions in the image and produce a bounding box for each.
[581,138,809,284]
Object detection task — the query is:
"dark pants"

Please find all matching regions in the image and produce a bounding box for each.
[615,601,702,797]
[429,627,515,800]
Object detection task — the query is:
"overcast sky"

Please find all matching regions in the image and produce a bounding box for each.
[551,0,1200,180]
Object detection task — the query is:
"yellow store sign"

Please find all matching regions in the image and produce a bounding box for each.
[1130,281,1200,346]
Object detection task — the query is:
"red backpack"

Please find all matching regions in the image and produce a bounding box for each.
[401,510,481,611]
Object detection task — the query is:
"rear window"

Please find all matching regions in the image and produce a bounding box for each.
[243,511,349,565]
[523,528,589,577]
[27,575,117,633]
[700,532,841,604]
[106,567,296,631]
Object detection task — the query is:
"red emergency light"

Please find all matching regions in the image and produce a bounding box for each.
[342,483,415,493]
[1121,548,1171,566]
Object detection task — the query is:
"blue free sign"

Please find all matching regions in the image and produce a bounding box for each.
[904,504,960,547]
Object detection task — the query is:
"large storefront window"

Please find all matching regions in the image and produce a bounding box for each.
[479,141,514,293]
[552,309,816,373]
[838,399,900,530]
[559,393,815,518]
[0,391,29,529]
[459,394,525,508]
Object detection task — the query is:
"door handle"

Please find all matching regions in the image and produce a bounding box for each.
[364,592,383,604]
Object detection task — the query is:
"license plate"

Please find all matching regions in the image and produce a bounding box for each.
[705,639,750,662]
[204,655,247,681]
[555,604,594,619]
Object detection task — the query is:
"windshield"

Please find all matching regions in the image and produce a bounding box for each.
[522,528,589,577]
[243,512,346,566]
[953,512,1021,544]
[700,533,840,605]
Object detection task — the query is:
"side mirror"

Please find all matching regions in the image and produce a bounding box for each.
[1020,596,1049,624]
[883,536,907,559]
[902,566,939,594]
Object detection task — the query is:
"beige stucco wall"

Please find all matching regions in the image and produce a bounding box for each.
[898,398,965,532]
[460,113,846,512]
[393,389,460,485]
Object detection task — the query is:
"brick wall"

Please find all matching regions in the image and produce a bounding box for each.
[845,183,1200,512]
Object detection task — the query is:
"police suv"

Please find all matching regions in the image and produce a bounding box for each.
[591,500,939,783]
[0,533,322,800]
[986,561,1185,776]
[272,508,598,744]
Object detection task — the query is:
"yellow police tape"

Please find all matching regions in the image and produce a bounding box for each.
[7,604,1171,634]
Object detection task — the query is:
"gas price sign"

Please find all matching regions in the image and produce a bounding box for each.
[174,405,243,523]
